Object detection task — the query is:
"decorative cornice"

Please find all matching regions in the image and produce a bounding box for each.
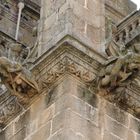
[105,3,125,19]
[39,57,96,89]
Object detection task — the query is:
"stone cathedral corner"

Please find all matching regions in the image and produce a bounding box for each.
[0,0,140,140]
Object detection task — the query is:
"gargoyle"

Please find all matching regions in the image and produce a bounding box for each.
[98,43,140,91]
[0,38,39,104]
[97,19,140,91]
[0,56,39,103]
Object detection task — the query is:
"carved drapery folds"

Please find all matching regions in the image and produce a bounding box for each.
[0,37,39,104]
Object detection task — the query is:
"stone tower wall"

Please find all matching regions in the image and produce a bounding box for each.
[0,77,140,140]
[0,0,139,140]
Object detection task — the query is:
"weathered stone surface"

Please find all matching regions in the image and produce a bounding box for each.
[136,134,140,140]
[51,111,66,134]
[13,127,26,140]
[49,129,82,140]
[38,104,55,128]
[26,118,38,135]
[39,0,105,55]
[65,109,101,140]
[105,101,129,126]
[105,115,128,139]
[14,111,30,134]
[103,131,121,140]
[3,123,14,140]
[0,131,5,140]
[0,0,140,140]
[126,130,136,140]
[30,122,51,140]
[77,86,99,108]
[130,116,140,134]
[87,24,102,43]
[85,103,99,126]
[30,95,46,119]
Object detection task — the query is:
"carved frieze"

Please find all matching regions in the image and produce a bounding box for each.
[31,41,100,91]
[40,57,96,91]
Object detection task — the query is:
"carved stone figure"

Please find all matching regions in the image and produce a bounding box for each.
[105,17,118,57]
[0,38,39,102]
[0,56,39,103]
[24,23,40,65]
[0,37,27,62]
[8,42,23,61]
[98,19,140,91]
[99,43,140,91]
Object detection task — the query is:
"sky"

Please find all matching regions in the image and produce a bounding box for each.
[132,0,140,9]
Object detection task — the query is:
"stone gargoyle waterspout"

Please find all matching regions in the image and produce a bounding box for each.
[0,38,39,104]
[96,19,140,91]
[99,46,140,89]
